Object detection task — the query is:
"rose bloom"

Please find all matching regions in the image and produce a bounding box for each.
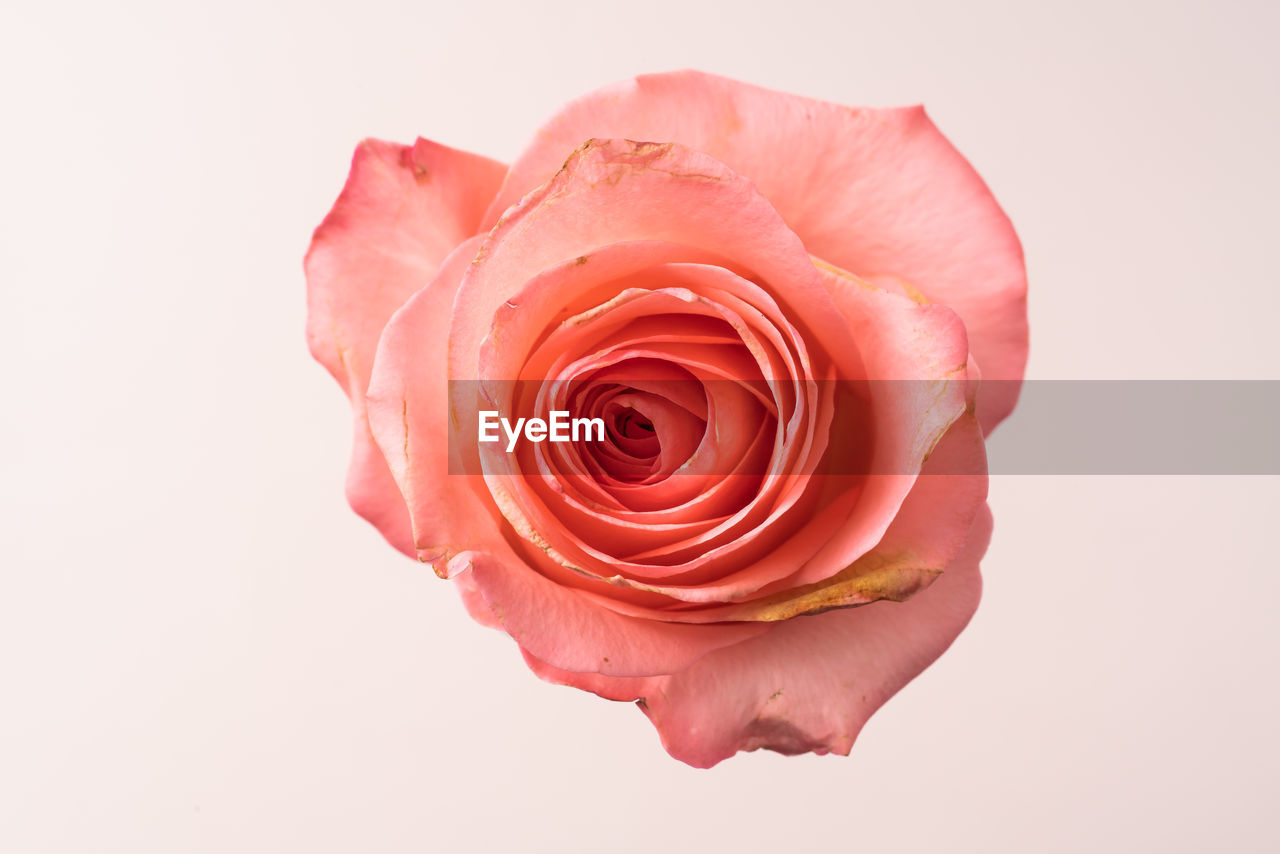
[305,71,1028,767]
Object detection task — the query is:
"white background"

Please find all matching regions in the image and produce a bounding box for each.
[3,1,1278,851]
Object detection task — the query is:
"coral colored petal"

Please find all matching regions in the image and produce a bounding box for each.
[691,410,988,622]
[543,409,986,626]
[772,262,973,589]
[637,504,991,768]
[484,71,1027,431]
[306,138,507,550]
[565,269,973,601]
[464,550,770,678]
[520,648,658,703]
[343,415,415,554]
[366,236,515,571]
[452,569,503,631]
[451,138,867,415]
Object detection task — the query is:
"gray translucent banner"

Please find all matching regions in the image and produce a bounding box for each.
[445,380,1280,475]
[986,381,1280,474]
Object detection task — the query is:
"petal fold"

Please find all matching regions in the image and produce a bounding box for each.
[484,71,1027,430]
[306,138,507,550]
[639,503,991,768]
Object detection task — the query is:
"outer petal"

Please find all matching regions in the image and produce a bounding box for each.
[640,503,991,768]
[369,221,775,676]
[448,140,880,605]
[452,568,503,631]
[489,260,977,609]
[305,138,507,551]
[366,235,516,571]
[519,412,987,765]
[466,549,771,678]
[453,138,868,396]
[521,647,661,703]
[484,71,1027,431]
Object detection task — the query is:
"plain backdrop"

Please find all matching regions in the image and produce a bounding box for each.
[3,1,1278,851]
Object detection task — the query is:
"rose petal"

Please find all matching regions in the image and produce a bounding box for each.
[365,236,516,572]
[556,267,974,600]
[638,503,990,767]
[526,501,990,767]
[697,408,988,621]
[483,70,1027,431]
[452,568,503,631]
[451,140,872,596]
[306,138,506,551]
[451,138,868,419]
[464,548,770,678]
[520,647,661,703]
[544,406,986,627]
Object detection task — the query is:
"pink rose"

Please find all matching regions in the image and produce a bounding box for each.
[305,71,1028,767]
